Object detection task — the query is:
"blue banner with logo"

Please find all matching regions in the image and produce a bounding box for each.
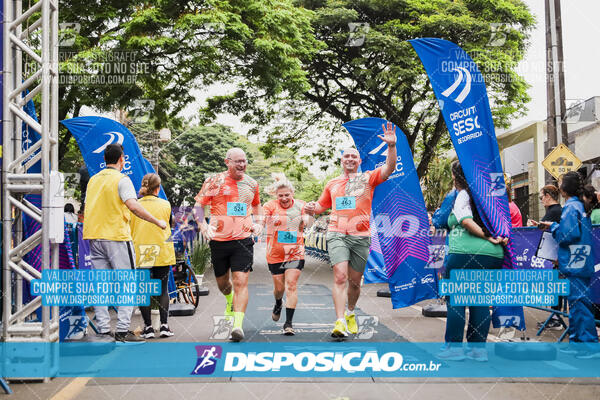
[510,226,600,305]
[61,116,166,199]
[3,342,600,378]
[410,38,523,328]
[343,118,435,308]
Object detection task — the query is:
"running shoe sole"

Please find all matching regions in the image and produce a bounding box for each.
[231,328,244,342]
[283,327,295,336]
[331,329,348,338]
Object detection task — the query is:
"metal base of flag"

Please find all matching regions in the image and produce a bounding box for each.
[422,303,447,318]
[169,303,196,316]
[197,286,209,296]
[376,289,391,298]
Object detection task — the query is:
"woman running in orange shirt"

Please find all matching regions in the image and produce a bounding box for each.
[263,173,313,335]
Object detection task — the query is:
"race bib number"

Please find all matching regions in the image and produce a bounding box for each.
[227,202,247,216]
[277,231,297,244]
[336,196,356,210]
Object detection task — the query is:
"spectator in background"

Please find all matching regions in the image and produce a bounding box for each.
[537,172,599,358]
[582,185,600,225]
[540,185,562,223]
[438,161,507,362]
[78,164,90,204]
[64,203,78,225]
[529,185,564,330]
[431,188,458,281]
[505,173,522,227]
[64,203,78,262]
[77,205,84,223]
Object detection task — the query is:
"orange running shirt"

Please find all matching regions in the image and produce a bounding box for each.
[263,199,306,264]
[317,167,385,236]
[195,172,260,241]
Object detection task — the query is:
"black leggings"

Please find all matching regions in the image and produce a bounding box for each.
[140,266,170,326]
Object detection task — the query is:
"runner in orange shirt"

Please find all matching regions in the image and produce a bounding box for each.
[306,122,397,338]
[194,148,263,342]
[263,173,313,336]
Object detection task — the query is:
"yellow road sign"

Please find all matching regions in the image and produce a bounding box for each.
[542,143,582,180]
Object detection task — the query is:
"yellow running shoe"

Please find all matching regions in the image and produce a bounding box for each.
[331,319,348,338]
[345,312,358,334]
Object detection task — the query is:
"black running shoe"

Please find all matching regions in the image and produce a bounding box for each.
[272,302,283,321]
[159,324,174,338]
[114,331,145,344]
[141,326,155,339]
[283,322,295,336]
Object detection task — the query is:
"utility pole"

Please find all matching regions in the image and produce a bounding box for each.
[545,0,568,151]
[154,128,172,174]
[153,129,160,173]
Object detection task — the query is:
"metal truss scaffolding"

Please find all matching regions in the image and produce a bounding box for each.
[2,0,59,343]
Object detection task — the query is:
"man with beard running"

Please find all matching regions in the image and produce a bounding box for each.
[306,122,397,338]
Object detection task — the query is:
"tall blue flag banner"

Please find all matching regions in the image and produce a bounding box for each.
[61,116,166,199]
[343,118,435,308]
[410,38,523,328]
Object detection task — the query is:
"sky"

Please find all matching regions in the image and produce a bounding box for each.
[510,0,600,130]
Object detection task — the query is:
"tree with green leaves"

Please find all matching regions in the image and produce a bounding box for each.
[58,0,320,158]
[206,0,534,177]
[159,124,238,206]
[421,157,453,211]
[158,123,321,206]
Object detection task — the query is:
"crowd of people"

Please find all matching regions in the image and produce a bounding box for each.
[79,126,599,359]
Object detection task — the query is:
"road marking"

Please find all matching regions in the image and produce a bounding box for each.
[50,377,90,400]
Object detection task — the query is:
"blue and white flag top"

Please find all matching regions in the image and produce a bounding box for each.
[411,38,523,329]
[61,116,166,199]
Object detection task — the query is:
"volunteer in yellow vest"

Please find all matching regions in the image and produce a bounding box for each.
[130,173,176,339]
[83,144,167,343]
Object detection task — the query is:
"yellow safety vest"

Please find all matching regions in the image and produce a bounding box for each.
[130,195,176,267]
[83,168,132,241]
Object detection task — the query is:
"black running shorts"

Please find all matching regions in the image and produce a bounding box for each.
[209,238,254,278]
[268,259,305,275]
